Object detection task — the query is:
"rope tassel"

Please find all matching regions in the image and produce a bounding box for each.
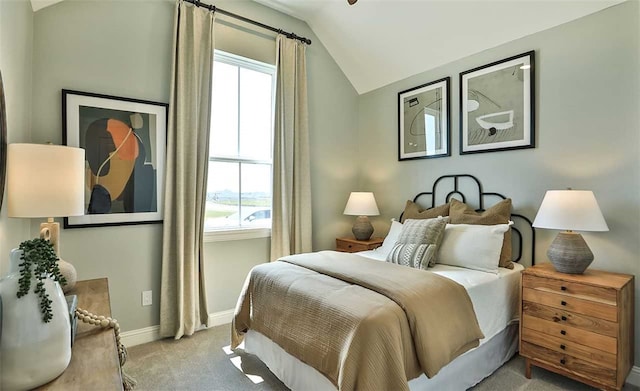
[76,308,138,390]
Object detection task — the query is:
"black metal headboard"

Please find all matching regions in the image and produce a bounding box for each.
[400,174,535,265]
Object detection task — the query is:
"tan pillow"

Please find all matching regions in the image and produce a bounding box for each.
[401,200,450,223]
[448,198,513,269]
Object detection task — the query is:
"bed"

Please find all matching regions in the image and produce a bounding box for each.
[232,174,535,390]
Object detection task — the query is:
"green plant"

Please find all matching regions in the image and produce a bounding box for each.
[16,238,66,323]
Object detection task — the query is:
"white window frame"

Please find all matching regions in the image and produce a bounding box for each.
[204,51,276,242]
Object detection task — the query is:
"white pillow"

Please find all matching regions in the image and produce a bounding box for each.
[436,223,511,273]
[376,220,403,258]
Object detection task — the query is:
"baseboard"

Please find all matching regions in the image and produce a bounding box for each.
[627,366,640,387]
[208,309,234,327]
[120,309,235,347]
[121,325,161,347]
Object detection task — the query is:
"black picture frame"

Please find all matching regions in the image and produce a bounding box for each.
[459,51,535,154]
[398,77,450,161]
[62,89,168,228]
[0,71,6,212]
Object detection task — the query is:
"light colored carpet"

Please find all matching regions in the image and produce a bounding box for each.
[127,325,638,391]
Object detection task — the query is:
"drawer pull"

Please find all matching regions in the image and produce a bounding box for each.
[560,330,566,335]
[560,359,566,365]
[561,301,567,306]
[561,286,567,291]
[560,344,566,350]
[348,245,352,248]
[561,315,567,321]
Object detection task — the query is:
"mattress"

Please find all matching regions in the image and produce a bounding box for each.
[241,250,524,390]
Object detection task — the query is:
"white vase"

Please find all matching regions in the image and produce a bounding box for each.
[0,248,71,391]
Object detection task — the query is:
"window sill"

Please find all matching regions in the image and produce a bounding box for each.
[204,227,271,242]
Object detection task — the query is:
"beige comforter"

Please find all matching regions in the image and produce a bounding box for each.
[232,251,483,391]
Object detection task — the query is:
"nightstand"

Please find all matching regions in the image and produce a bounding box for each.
[336,237,383,253]
[520,263,634,391]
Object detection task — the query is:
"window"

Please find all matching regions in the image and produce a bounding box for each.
[204,51,275,237]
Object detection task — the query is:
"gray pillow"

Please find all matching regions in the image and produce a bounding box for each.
[386,217,449,270]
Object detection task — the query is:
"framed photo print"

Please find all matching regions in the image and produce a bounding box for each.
[460,51,535,154]
[398,77,450,160]
[62,89,168,228]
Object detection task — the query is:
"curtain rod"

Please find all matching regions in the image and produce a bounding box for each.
[183,0,312,45]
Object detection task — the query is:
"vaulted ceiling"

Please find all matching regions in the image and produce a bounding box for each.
[254,0,624,94]
[31,0,625,94]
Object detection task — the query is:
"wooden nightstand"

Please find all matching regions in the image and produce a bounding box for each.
[336,237,383,253]
[520,263,634,391]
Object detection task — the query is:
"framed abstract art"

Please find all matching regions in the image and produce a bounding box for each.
[62,89,168,228]
[398,77,450,160]
[460,51,535,154]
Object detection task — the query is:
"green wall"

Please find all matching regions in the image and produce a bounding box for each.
[29,0,359,330]
[357,0,640,366]
[0,0,33,277]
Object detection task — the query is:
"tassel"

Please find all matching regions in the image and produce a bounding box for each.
[117,339,137,390]
[122,370,138,391]
[76,308,137,389]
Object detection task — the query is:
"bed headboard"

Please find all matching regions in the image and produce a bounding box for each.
[401,174,536,266]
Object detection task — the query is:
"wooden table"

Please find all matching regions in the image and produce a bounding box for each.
[37,278,123,390]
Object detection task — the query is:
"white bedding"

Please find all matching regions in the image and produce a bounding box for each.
[244,323,518,391]
[242,249,524,390]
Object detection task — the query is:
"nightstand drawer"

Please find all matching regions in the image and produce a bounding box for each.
[522,287,617,322]
[522,314,617,355]
[522,302,618,338]
[335,237,383,253]
[521,341,617,387]
[337,241,369,252]
[521,328,617,369]
[522,274,617,304]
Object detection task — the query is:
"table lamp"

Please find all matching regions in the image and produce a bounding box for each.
[532,189,608,274]
[7,143,85,292]
[343,192,379,241]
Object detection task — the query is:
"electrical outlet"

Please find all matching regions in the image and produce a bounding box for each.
[142,290,152,306]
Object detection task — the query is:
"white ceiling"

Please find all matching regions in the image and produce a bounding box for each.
[30,0,63,12]
[31,0,624,94]
[254,0,624,94]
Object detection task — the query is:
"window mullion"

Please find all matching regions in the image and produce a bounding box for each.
[238,162,242,226]
[236,65,242,225]
[209,156,271,165]
[236,65,241,160]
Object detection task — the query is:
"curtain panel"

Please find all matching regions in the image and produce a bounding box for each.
[160,0,215,339]
[271,35,312,261]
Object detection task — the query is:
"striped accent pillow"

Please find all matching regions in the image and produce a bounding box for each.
[386,217,448,270]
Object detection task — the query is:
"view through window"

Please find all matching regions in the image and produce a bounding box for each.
[205,51,275,231]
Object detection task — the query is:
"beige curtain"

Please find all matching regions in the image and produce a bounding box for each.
[270,35,312,261]
[160,1,215,339]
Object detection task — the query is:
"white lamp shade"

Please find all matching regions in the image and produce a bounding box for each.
[7,143,85,218]
[532,190,608,232]
[343,192,379,216]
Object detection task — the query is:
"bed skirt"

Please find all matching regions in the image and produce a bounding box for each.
[242,322,519,390]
